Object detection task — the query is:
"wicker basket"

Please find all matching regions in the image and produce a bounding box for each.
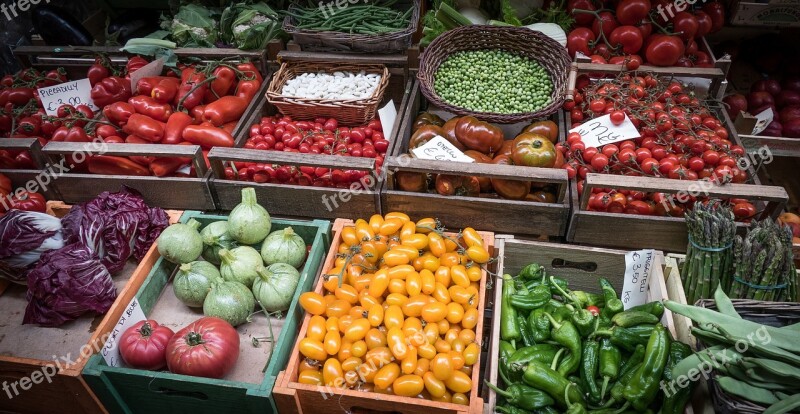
[418,25,571,124]
[266,61,390,126]
[696,299,800,414]
[282,0,420,54]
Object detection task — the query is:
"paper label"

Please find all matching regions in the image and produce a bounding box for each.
[38,79,98,115]
[130,58,165,94]
[569,113,641,148]
[622,249,655,309]
[751,107,774,135]
[411,136,475,163]
[378,99,397,141]
[101,297,147,367]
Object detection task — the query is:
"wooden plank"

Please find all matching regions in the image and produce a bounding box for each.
[386,157,568,183]
[209,147,375,171]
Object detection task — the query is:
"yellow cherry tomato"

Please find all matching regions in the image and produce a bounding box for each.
[358,361,379,383]
[414,358,430,377]
[462,308,479,330]
[338,339,353,362]
[459,329,476,344]
[379,218,405,236]
[399,221,416,240]
[384,250,411,266]
[402,316,423,337]
[299,292,326,315]
[387,265,415,280]
[341,356,363,372]
[423,371,447,398]
[344,370,360,387]
[444,327,462,343]
[298,370,323,385]
[359,290,381,309]
[393,245,420,261]
[393,375,425,397]
[387,279,408,296]
[419,269,436,295]
[465,245,490,264]
[307,315,327,342]
[338,315,355,333]
[351,340,368,358]
[421,302,448,323]
[355,219,375,241]
[421,254,441,273]
[299,338,327,361]
[368,269,389,298]
[349,305,367,319]
[428,233,446,257]
[434,266,451,286]
[299,359,320,372]
[384,212,410,223]
[368,214,384,234]
[434,339,452,354]
[323,273,342,292]
[402,233,429,250]
[367,304,384,327]
[351,274,371,293]
[415,217,437,233]
[432,390,452,403]
[405,271,422,297]
[385,292,409,307]
[441,252,463,268]
[450,265,470,288]
[326,316,340,332]
[437,319,451,334]
[444,237,459,252]
[452,392,469,406]
[365,328,387,349]
[449,285,472,306]
[341,226,358,246]
[464,286,480,309]
[324,294,337,306]
[446,302,465,324]
[460,365,473,377]
[431,353,453,381]
[461,227,483,248]
[327,299,351,318]
[423,323,440,344]
[344,318,370,342]
[466,265,482,282]
[445,370,472,394]
[449,350,465,370]
[373,362,400,389]
[463,342,480,366]
[418,342,437,360]
[387,327,409,360]
[401,347,418,375]
[432,282,451,304]
[402,294,430,318]
[324,330,342,355]
[365,347,393,369]
[384,305,404,330]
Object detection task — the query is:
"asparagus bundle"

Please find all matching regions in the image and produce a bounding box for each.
[731,219,797,301]
[682,201,736,304]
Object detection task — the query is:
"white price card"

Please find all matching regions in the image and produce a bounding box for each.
[569,113,641,148]
[411,135,475,163]
[751,107,774,135]
[38,79,98,116]
[378,99,397,141]
[130,58,165,94]
[101,297,147,367]
[622,249,655,309]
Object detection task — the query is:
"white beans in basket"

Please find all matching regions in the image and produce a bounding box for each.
[281,71,381,100]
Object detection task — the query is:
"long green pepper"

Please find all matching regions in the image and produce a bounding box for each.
[622,324,670,411]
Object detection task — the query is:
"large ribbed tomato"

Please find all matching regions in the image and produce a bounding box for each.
[166,317,239,379]
[119,320,174,370]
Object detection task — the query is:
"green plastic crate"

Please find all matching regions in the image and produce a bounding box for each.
[82,211,331,414]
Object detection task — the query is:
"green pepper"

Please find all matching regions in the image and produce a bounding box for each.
[661,342,694,414]
[549,305,573,323]
[500,340,517,384]
[611,310,660,328]
[510,285,552,310]
[496,405,533,414]
[485,381,555,411]
[500,340,517,359]
[522,360,585,408]
[519,263,545,280]
[549,276,584,308]
[565,383,589,414]
[572,291,605,307]
[508,344,560,373]
[626,301,665,318]
[535,407,559,414]
[599,278,618,302]
[572,309,596,337]
[528,308,551,342]
[502,274,522,342]
[594,326,655,352]
[601,298,624,321]
[622,324,670,411]
[620,345,646,378]
[519,315,536,347]
[545,313,582,376]
[610,361,642,402]
[598,339,621,400]
[581,340,602,404]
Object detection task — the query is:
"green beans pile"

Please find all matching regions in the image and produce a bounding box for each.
[433,50,553,114]
[288,1,412,35]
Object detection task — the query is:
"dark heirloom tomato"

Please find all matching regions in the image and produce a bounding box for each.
[410,125,460,149]
[454,116,504,154]
[119,320,175,370]
[413,112,445,131]
[512,133,557,168]
[496,140,514,157]
[464,150,493,192]
[395,171,428,192]
[166,317,239,379]
[519,120,559,143]
[491,154,531,200]
[435,174,480,197]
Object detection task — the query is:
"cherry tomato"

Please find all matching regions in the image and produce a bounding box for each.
[586,305,601,316]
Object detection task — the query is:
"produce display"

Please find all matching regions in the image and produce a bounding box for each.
[665,287,800,413]
[565,71,757,219]
[225,116,389,187]
[724,77,800,139]
[495,264,693,413]
[287,1,413,34]
[397,112,561,201]
[295,213,490,404]
[434,50,553,114]
[281,71,382,101]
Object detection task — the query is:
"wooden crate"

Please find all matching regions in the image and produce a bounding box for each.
[208,51,412,220]
[485,236,676,412]
[273,218,493,414]
[0,201,181,414]
[565,62,789,252]
[41,142,216,211]
[0,138,60,200]
[81,211,332,414]
[381,81,571,238]
[729,0,800,28]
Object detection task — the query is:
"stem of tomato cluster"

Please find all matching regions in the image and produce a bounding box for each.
[176,75,218,112]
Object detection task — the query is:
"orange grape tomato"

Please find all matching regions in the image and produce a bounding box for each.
[459,328,476,344]
[384,250,411,266]
[344,370,360,387]
[344,318,371,342]
[358,361,379,383]
[432,389,452,403]
[299,358,320,372]
[359,290,381,309]
[463,342,480,366]
[385,292,409,307]
[441,252,462,268]
[401,347,418,374]
[369,214,384,234]
[299,292,326,315]
[431,353,454,381]
[420,254,441,272]
[323,274,341,293]
[338,315,355,333]
[324,330,342,355]
[365,328,388,349]
[402,233,428,250]
[347,263,364,279]
[466,245,490,264]
[355,218,375,241]
[392,375,425,397]
[392,245,420,260]
[434,339,452,354]
[444,327,462,343]
[298,370,324,385]
[450,265,470,288]
[299,338,327,361]
[444,236,459,252]
[405,271,422,297]
[449,351,465,370]
[446,302,465,324]
[384,212,410,223]
[387,236,401,249]
[351,340,368,358]
[423,372,447,398]
[387,327,409,360]
[337,340,353,362]
[341,356,363,372]
[434,266,451,286]
[419,269,436,295]
[324,294,337,306]
[432,283,451,304]
[349,305,367,319]
[384,305,404,330]
[421,301,448,323]
[445,370,472,394]
[373,362,400,389]
[368,304,384,327]
[373,385,392,395]
[415,217,437,234]
[337,245,350,255]
[451,392,470,406]
[323,358,344,386]
[399,221,416,240]
[414,358,430,377]
[368,269,390,298]
[462,308,479,330]
[401,295,430,318]
[418,342,437,360]
[379,217,405,236]
[387,265,415,281]
[361,243,380,264]
[423,323,439,344]
[464,286,480,309]
[466,266,481,284]
[307,315,327,342]
[436,319,451,334]
[365,346,392,368]
[352,274,371,293]
[402,316,423,336]
[341,226,358,246]
[326,316,340,332]
[460,227,483,247]
[428,233,446,257]
[387,278,408,296]
[449,285,470,305]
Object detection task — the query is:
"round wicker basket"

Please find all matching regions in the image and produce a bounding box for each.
[418,25,570,124]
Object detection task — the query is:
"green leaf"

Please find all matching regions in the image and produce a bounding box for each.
[175,3,215,29]
[146,30,172,40]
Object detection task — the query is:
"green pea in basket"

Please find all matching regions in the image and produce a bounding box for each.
[418,25,570,124]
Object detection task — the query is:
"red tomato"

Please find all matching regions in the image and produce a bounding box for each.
[671,12,699,41]
[586,306,600,316]
[120,320,175,370]
[610,26,644,55]
[732,202,756,219]
[616,0,651,25]
[567,28,595,57]
[610,110,625,125]
[166,317,240,379]
[645,35,685,66]
[592,11,619,39]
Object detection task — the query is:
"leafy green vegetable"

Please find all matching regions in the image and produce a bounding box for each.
[220,2,284,50]
[158,3,219,47]
[501,0,523,26]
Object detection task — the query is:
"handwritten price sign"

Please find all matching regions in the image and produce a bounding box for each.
[569,113,640,148]
[38,79,98,116]
[622,249,655,309]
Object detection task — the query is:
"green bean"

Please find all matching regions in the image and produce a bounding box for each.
[741,358,800,381]
[764,394,800,414]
